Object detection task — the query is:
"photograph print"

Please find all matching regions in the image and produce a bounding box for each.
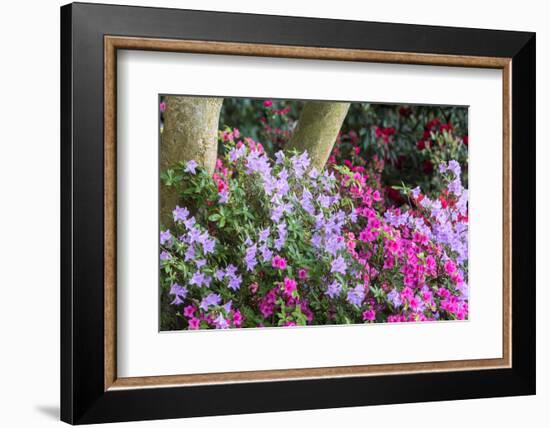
[158,96,469,331]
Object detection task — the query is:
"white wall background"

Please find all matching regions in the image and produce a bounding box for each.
[0,0,546,426]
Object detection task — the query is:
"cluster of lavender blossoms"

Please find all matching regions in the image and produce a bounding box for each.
[160,133,469,330]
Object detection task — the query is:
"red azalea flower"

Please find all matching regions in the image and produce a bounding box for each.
[394,155,407,170]
[422,160,433,174]
[425,118,441,131]
[398,107,411,117]
[386,186,404,205]
[440,122,454,133]
[349,130,359,143]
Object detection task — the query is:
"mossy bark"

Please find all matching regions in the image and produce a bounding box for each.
[286,101,350,169]
[160,96,223,227]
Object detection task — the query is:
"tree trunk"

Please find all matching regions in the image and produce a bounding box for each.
[286,101,350,169]
[160,96,223,227]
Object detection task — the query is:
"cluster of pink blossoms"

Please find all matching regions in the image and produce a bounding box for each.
[337,158,468,322]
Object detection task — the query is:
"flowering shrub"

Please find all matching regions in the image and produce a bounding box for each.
[160,130,468,330]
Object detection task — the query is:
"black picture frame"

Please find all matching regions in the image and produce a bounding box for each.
[61,2,535,424]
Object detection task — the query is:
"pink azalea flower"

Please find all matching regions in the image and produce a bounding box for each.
[444,260,457,275]
[183,305,196,318]
[232,309,243,327]
[362,309,376,321]
[272,255,287,270]
[283,277,297,297]
[188,317,201,330]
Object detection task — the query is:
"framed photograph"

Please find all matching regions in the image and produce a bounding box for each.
[61,2,535,424]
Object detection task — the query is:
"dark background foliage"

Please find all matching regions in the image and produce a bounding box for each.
[218,98,468,196]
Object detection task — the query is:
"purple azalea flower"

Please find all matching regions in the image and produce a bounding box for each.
[274,222,286,251]
[278,167,289,181]
[183,216,196,230]
[187,227,202,245]
[225,264,238,277]
[325,235,345,256]
[202,237,216,254]
[228,145,246,162]
[169,283,188,305]
[173,206,189,223]
[321,170,336,192]
[274,150,285,165]
[387,288,402,307]
[258,227,270,243]
[244,243,257,272]
[189,271,205,287]
[420,197,433,209]
[330,256,347,275]
[317,194,331,209]
[160,251,171,261]
[262,176,276,196]
[274,178,290,199]
[347,284,365,306]
[448,178,462,196]
[314,212,324,231]
[325,280,342,298]
[184,246,195,262]
[457,192,468,215]
[196,230,210,245]
[447,160,461,178]
[228,275,242,291]
[214,269,225,281]
[199,292,221,311]
[308,167,319,180]
[219,189,229,204]
[160,229,172,246]
[195,258,207,269]
[259,244,273,262]
[291,151,310,178]
[223,301,233,313]
[246,151,271,176]
[214,314,229,329]
[310,233,322,249]
[270,204,285,223]
[184,160,198,174]
[300,188,315,215]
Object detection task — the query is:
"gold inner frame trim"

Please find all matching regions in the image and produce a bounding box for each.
[104,35,512,391]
